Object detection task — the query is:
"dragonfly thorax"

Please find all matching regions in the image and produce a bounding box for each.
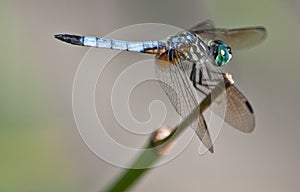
[167,32,233,67]
[167,32,198,48]
[167,31,210,63]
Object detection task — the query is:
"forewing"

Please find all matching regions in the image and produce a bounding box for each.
[188,20,215,32]
[155,52,214,152]
[192,27,267,49]
[156,79,182,115]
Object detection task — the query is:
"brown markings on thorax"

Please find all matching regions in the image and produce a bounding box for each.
[155,49,181,69]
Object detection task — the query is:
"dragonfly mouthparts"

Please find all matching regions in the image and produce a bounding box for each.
[54,34,83,46]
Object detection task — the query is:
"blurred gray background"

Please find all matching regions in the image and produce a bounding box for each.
[1,0,299,191]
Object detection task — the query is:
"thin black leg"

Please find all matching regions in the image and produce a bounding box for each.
[190,63,208,95]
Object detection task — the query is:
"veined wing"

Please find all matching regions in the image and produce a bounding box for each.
[155,54,214,153]
[182,39,255,133]
[191,26,267,50]
[212,83,255,133]
[188,20,215,32]
[191,58,255,133]
[155,51,215,153]
[190,43,255,132]
[190,39,255,132]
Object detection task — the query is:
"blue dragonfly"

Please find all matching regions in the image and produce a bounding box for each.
[55,20,267,153]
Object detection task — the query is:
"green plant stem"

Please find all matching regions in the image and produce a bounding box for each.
[104,143,157,192]
[104,76,232,192]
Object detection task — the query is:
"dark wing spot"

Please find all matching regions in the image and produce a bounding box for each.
[245,101,254,114]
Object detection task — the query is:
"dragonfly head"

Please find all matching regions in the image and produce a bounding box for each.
[209,40,232,67]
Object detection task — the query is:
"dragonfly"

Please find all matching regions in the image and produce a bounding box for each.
[55,20,267,153]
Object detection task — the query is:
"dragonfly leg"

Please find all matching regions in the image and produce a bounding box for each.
[201,68,228,87]
[190,63,196,82]
[198,65,203,85]
[190,63,199,89]
[190,63,209,95]
[198,66,216,88]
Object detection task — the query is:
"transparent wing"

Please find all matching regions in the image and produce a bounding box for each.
[155,52,226,152]
[188,20,215,31]
[155,52,214,152]
[190,52,229,137]
[192,55,255,133]
[156,79,182,115]
[212,83,255,133]
[191,27,267,50]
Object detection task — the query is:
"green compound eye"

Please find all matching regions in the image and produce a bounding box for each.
[212,40,232,67]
